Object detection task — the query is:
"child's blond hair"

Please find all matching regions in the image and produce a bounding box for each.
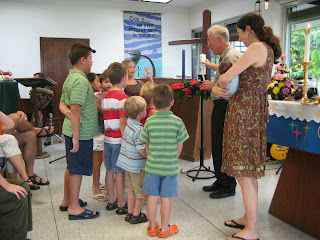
[140,82,157,104]
[124,96,147,119]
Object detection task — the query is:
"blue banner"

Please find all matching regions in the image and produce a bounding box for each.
[123,11,162,77]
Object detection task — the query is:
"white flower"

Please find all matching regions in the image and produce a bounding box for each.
[270,83,275,88]
[273,81,278,85]
[291,88,296,94]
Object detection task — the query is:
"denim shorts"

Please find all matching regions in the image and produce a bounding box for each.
[104,142,123,172]
[65,135,93,176]
[142,173,179,198]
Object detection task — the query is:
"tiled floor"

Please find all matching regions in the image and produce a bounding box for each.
[27,142,316,240]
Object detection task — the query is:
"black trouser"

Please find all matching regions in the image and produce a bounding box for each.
[211,99,237,189]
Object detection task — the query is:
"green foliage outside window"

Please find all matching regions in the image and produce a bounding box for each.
[290,27,320,80]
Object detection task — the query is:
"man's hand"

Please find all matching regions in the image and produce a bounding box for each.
[5,183,28,200]
[212,81,232,100]
[202,80,215,90]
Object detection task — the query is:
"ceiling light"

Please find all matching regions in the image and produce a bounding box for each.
[130,0,172,3]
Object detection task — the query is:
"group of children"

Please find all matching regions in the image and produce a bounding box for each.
[59,42,189,238]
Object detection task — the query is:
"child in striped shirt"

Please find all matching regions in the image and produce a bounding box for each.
[102,62,128,214]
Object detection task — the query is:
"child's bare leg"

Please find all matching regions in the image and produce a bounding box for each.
[115,172,125,207]
[147,195,158,230]
[133,198,144,216]
[106,170,116,202]
[67,174,84,215]
[160,197,171,232]
[60,169,70,207]
[92,151,103,194]
[127,193,135,214]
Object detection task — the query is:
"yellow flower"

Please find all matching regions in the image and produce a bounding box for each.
[278,82,285,87]
[273,87,280,95]
[267,84,271,90]
[290,48,293,52]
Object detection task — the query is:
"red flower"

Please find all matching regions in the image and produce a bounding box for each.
[199,84,205,90]
[190,80,199,86]
[171,82,185,90]
[184,88,192,95]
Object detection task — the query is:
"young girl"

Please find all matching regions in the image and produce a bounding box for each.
[121,60,153,97]
[85,73,109,201]
[140,82,157,125]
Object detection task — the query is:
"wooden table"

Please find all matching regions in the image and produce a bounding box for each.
[267,100,320,239]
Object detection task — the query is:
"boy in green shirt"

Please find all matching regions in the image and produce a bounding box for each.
[59,43,99,220]
[141,84,189,238]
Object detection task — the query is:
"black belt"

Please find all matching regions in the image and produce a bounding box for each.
[213,99,228,102]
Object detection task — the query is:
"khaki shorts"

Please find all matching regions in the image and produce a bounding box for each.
[124,170,146,199]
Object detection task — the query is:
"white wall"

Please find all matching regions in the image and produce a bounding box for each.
[189,0,283,42]
[0,0,192,96]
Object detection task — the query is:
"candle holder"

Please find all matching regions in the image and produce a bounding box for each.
[297,61,315,105]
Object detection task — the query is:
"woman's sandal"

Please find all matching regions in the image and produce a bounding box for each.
[59,199,87,211]
[28,173,49,185]
[106,200,118,211]
[116,203,128,215]
[36,126,55,138]
[129,212,148,224]
[26,178,40,190]
[157,224,179,238]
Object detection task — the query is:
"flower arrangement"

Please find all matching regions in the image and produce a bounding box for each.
[171,80,211,100]
[267,54,298,100]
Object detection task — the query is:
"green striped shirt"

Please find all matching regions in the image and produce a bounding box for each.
[60,69,99,140]
[140,111,189,176]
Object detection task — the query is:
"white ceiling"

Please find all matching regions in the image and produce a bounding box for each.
[104,0,210,8]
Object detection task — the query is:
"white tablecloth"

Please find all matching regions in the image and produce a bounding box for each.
[268,100,320,123]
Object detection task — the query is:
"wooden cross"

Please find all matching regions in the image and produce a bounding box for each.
[169,10,239,78]
[168,9,211,77]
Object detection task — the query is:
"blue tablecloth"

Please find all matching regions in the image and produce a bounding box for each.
[267,115,320,154]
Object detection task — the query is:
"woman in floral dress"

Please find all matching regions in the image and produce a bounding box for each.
[212,12,281,240]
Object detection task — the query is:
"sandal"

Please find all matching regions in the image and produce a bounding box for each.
[147,221,159,237]
[157,224,179,238]
[129,212,148,224]
[60,199,87,212]
[36,126,55,138]
[224,220,245,229]
[116,203,128,215]
[106,200,118,211]
[69,209,100,220]
[28,173,49,185]
[125,213,132,222]
[91,193,108,202]
[26,178,40,190]
[230,234,260,240]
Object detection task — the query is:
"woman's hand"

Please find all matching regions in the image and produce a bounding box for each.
[212,81,232,100]
[144,66,153,81]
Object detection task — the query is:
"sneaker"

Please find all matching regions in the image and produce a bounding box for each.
[202,182,221,192]
[209,188,235,199]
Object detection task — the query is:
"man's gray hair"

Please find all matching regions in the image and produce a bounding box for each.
[207,25,230,43]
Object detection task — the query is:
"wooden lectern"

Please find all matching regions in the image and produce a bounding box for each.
[15,78,57,158]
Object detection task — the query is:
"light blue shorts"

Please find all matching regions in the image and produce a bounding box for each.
[104,142,123,173]
[142,173,178,198]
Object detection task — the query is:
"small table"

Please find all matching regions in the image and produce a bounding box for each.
[267,100,320,239]
[15,78,56,158]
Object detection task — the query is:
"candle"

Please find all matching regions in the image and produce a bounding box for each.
[200,53,206,75]
[192,45,195,80]
[182,49,185,81]
[304,23,311,62]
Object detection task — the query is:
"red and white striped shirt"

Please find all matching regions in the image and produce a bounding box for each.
[102,90,128,144]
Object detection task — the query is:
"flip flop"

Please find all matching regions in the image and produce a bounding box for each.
[59,199,87,211]
[224,220,245,229]
[69,209,99,220]
[157,224,179,238]
[91,193,108,202]
[230,234,260,240]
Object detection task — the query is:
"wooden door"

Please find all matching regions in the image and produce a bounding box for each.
[40,37,89,135]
